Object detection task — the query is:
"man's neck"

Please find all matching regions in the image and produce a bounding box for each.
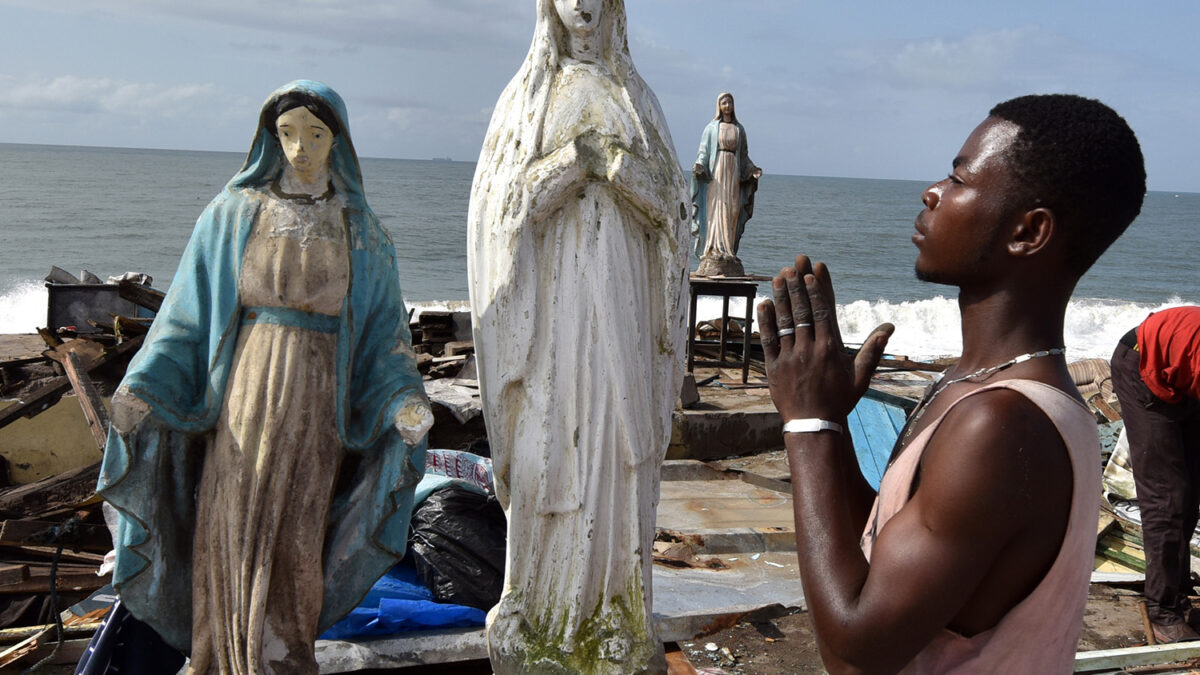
[954,282,1071,374]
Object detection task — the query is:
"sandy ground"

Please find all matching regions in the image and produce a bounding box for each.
[677,583,1150,673]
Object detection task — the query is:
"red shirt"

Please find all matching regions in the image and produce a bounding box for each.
[1137,306,1200,404]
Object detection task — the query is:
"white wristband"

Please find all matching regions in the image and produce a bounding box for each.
[783,418,844,434]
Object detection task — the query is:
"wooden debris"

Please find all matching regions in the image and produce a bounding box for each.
[41,338,105,368]
[0,335,142,431]
[1090,393,1122,423]
[0,621,102,643]
[1075,642,1200,672]
[117,279,164,312]
[112,314,152,339]
[0,571,110,595]
[62,351,110,449]
[36,327,63,349]
[444,340,475,357]
[0,628,46,669]
[0,462,102,518]
[1139,600,1157,646]
[0,564,29,586]
[0,518,112,552]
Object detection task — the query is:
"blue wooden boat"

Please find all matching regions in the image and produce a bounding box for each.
[847,388,916,490]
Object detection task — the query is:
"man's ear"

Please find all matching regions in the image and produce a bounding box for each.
[1007,207,1055,257]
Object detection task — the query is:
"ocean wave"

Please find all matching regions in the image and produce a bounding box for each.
[2,281,1193,363]
[694,294,1196,362]
[0,281,46,334]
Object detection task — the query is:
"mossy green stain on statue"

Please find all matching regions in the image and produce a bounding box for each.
[498,576,659,674]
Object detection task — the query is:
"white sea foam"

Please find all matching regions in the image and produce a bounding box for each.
[694,294,1197,362]
[2,282,1192,363]
[0,281,47,334]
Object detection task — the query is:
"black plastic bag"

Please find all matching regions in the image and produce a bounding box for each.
[407,485,507,611]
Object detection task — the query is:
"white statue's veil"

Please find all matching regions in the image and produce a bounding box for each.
[468,0,684,299]
[467,0,688,423]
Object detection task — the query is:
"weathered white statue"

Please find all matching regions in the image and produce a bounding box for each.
[467,0,689,672]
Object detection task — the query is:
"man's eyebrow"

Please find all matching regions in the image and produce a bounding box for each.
[952,157,964,169]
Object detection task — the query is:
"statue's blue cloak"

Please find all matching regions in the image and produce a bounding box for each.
[97,80,427,652]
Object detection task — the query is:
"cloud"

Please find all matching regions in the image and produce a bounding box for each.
[0,75,219,116]
[888,29,1033,89]
[14,0,533,55]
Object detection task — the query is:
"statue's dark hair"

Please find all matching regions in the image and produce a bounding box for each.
[262,91,342,138]
[988,93,1145,276]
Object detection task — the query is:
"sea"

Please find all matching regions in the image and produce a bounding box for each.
[1,142,1196,362]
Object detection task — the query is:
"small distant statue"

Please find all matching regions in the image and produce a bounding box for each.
[691,92,762,277]
[468,0,689,672]
[98,80,431,674]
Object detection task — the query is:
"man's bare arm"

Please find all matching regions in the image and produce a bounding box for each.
[761,256,1069,673]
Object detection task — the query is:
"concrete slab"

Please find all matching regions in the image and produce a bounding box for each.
[315,474,803,672]
[315,552,805,673]
[0,334,46,362]
[657,479,796,554]
[653,551,805,641]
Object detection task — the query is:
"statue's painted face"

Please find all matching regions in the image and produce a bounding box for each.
[276,106,334,179]
[554,0,603,35]
[719,96,734,118]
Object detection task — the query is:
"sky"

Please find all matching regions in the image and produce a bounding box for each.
[1,1,1198,192]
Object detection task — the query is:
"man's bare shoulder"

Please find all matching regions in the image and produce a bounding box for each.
[919,385,1071,490]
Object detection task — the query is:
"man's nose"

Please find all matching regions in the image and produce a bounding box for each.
[922,183,942,209]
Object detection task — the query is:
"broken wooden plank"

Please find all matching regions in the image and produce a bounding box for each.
[0,571,109,595]
[0,462,101,517]
[1089,393,1122,423]
[0,519,112,552]
[117,279,164,313]
[62,351,110,449]
[0,564,29,586]
[1075,642,1200,672]
[41,337,105,367]
[85,318,117,335]
[0,335,142,431]
[112,314,151,339]
[36,327,63,349]
[0,622,101,644]
[0,628,46,669]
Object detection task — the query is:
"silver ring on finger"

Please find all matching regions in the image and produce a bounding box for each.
[795,323,813,328]
[777,327,795,336]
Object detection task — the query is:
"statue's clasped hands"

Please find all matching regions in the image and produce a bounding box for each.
[757,255,893,424]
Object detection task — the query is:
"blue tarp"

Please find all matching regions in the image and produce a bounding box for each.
[319,561,486,640]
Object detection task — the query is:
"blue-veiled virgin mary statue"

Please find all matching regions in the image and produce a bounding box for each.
[691,92,761,277]
[98,80,431,674]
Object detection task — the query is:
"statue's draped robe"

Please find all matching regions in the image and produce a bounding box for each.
[97,81,426,667]
[690,118,758,259]
[467,4,689,671]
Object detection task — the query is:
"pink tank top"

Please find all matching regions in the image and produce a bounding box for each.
[861,380,1100,674]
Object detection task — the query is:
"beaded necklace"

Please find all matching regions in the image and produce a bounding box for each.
[898,347,1066,446]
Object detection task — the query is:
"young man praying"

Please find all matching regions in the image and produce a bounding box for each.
[760,94,1145,673]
